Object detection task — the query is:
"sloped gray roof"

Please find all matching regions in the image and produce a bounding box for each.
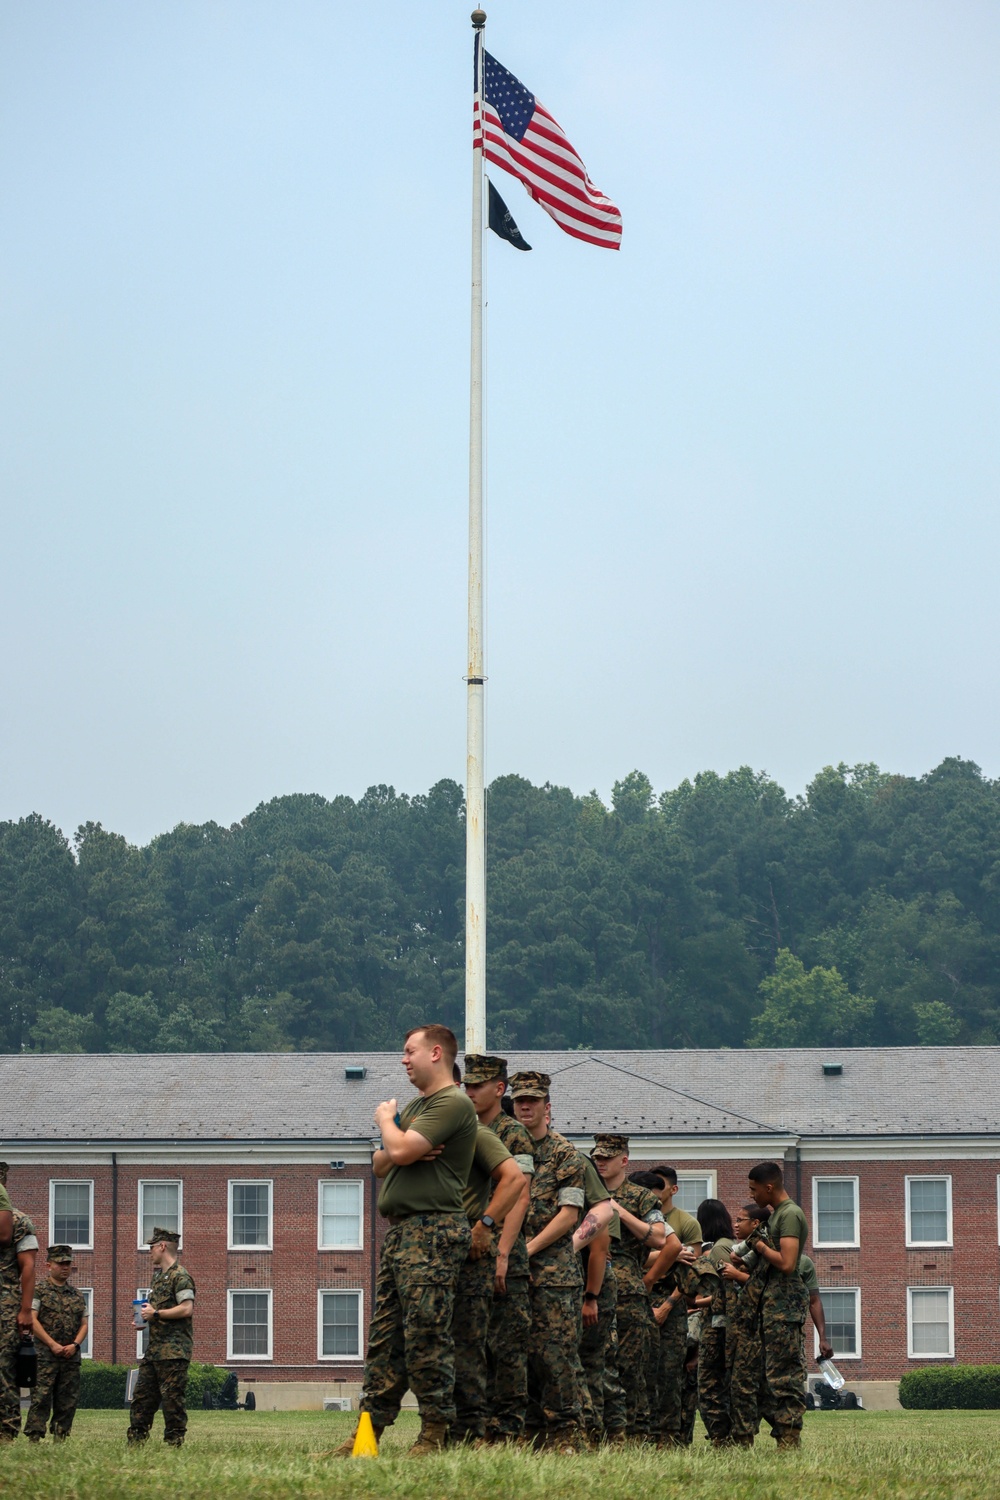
[1,1047,998,1143]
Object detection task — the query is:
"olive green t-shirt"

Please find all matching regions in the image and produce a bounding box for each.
[768,1198,809,1271]
[798,1253,819,1294]
[377,1085,479,1217]
[707,1236,735,1269]
[666,1206,702,1246]
[463,1124,512,1223]
[0,1186,11,1213]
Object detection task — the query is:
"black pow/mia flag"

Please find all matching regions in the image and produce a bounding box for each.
[487,179,532,251]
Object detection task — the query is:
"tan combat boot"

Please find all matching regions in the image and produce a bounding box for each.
[408,1421,449,1456]
[774,1425,801,1450]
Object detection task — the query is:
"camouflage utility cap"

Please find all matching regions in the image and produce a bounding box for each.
[463,1054,508,1085]
[508,1070,550,1099]
[592,1133,630,1159]
[46,1245,73,1263]
[147,1226,180,1245]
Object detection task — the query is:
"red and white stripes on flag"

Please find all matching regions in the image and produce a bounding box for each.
[474,61,622,250]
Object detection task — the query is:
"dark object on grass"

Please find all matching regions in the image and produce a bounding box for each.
[202,1371,254,1411]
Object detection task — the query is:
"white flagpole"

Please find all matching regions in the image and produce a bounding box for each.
[466,8,487,1052]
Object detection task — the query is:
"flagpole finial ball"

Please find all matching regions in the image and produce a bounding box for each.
[471,9,486,28]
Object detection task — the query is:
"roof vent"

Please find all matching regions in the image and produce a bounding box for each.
[345,1066,367,1081]
[822,1062,843,1077]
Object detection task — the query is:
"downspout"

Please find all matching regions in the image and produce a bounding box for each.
[111,1151,118,1365]
[794,1141,802,1207]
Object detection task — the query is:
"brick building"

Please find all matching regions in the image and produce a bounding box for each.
[2,1047,998,1403]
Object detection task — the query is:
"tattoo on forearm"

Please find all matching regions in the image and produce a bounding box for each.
[576,1210,599,1246]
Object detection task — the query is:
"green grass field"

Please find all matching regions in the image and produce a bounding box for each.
[6,1408,999,1499]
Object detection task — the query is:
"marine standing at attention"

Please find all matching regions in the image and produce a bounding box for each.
[25,1245,89,1443]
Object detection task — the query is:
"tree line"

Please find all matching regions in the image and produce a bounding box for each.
[1,756,997,1055]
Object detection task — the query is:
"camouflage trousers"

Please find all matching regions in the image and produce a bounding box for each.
[578,1270,616,1438]
[729,1318,771,1441]
[24,1352,81,1438]
[485,1275,531,1439]
[602,1314,626,1434]
[361,1213,471,1430]
[127,1356,190,1445]
[649,1296,687,1440]
[760,1298,807,1432]
[450,1246,494,1441]
[615,1292,655,1436]
[0,1310,21,1442]
[525,1282,586,1437]
[680,1346,699,1444]
[697,1322,731,1441]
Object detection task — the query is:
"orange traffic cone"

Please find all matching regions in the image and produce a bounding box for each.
[351,1411,380,1458]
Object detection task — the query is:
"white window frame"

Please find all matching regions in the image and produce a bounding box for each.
[137,1179,184,1250]
[228,1180,273,1251]
[812,1176,860,1249]
[318,1180,364,1251]
[49,1180,94,1251]
[317,1288,365,1362]
[907,1285,954,1360]
[673,1172,717,1214]
[77,1288,93,1359]
[815,1286,861,1360]
[135,1287,152,1360]
[905,1175,953,1248]
[227,1288,273,1362]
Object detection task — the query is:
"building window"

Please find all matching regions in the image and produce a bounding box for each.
[138,1181,182,1249]
[906,1177,952,1247]
[673,1174,715,1216]
[228,1290,272,1360]
[77,1289,93,1359]
[817,1287,861,1358]
[318,1290,363,1360]
[228,1181,272,1250]
[908,1286,954,1358]
[813,1177,859,1248]
[135,1287,152,1359]
[319,1181,364,1250]
[50,1181,93,1249]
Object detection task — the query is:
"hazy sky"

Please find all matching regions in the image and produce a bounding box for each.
[2,1,998,845]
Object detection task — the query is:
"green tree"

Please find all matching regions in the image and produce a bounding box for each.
[748,949,875,1047]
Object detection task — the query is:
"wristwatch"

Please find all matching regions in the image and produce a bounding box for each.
[480,1215,496,1230]
[583,1291,598,1303]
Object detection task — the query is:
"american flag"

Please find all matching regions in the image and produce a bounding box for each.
[474,43,622,251]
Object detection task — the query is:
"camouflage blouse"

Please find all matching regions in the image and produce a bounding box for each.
[33,1277,87,1360]
[524,1129,585,1288]
[0,1210,39,1304]
[609,1179,663,1296]
[488,1113,535,1280]
[146,1261,196,1360]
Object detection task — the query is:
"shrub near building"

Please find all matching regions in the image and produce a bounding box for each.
[899,1366,1000,1409]
[79,1362,227,1409]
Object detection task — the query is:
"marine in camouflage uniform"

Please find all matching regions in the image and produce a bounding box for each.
[592,1137,665,1438]
[510,1071,588,1451]
[648,1194,703,1445]
[463,1055,536,1444]
[697,1234,735,1444]
[0,1165,39,1445]
[356,1067,477,1451]
[25,1246,88,1441]
[758,1194,810,1443]
[576,1152,616,1443]
[126,1228,196,1447]
[450,1120,515,1442]
[728,1220,775,1445]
